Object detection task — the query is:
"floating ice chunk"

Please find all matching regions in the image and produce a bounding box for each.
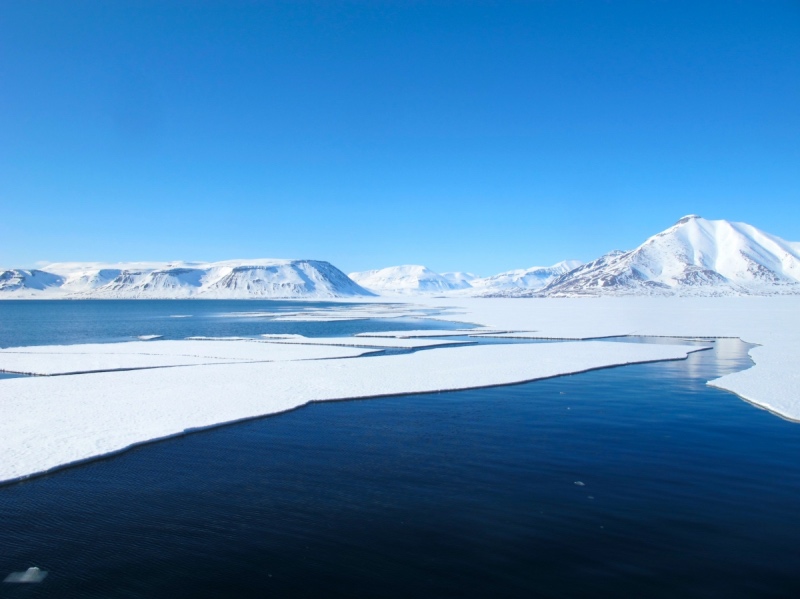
[574,481,585,486]
[4,567,48,583]
[137,335,162,341]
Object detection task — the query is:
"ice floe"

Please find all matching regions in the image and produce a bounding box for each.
[355,329,505,338]
[0,340,702,484]
[258,335,471,349]
[0,340,374,376]
[405,296,800,422]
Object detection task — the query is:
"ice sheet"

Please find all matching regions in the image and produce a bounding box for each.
[355,329,508,338]
[404,296,800,422]
[467,332,541,339]
[258,336,471,349]
[0,340,373,376]
[0,340,701,484]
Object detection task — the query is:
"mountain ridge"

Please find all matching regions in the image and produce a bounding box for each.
[535,216,800,297]
[0,259,374,299]
[3,217,798,299]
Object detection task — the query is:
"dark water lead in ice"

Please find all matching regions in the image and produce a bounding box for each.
[2,338,800,598]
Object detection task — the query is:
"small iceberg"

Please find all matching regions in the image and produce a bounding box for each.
[4,566,48,583]
[137,335,163,341]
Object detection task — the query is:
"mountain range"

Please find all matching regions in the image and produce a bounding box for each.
[0,260,373,299]
[2,216,799,299]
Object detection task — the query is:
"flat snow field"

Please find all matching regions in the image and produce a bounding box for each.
[397,296,800,423]
[355,329,512,338]
[0,340,702,484]
[0,340,375,376]
[258,336,471,349]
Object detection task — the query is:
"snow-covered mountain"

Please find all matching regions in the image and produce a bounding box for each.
[347,261,583,296]
[0,269,64,293]
[441,272,480,288]
[5,216,797,299]
[348,265,466,294]
[470,260,582,296]
[0,260,374,299]
[539,216,800,297]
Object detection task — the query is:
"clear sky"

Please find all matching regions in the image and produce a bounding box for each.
[1,1,798,275]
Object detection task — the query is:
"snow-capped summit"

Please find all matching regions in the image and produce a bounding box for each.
[0,259,374,299]
[541,216,800,296]
[348,265,466,294]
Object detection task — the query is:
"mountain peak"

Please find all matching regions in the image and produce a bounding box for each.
[541,217,800,296]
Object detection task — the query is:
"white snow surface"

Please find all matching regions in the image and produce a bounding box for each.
[470,260,583,294]
[0,259,373,299]
[441,272,480,287]
[349,265,468,293]
[355,329,507,338]
[348,262,584,296]
[540,216,800,296]
[409,295,800,422]
[0,340,701,484]
[0,340,373,376]
[258,336,471,349]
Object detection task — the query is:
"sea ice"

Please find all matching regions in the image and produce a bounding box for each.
[259,336,471,349]
[4,567,48,583]
[405,296,800,422]
[355,329,507,338]
[0,340,703,484]
[0,340,373,376]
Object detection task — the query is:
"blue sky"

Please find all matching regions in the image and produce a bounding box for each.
[2,1,798,275]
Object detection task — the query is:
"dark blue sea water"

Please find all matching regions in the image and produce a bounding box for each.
[1,302,799,597]
[0,300,462,348]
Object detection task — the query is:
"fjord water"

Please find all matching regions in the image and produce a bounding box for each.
[1,305,799,597]
[0,299,456,348]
